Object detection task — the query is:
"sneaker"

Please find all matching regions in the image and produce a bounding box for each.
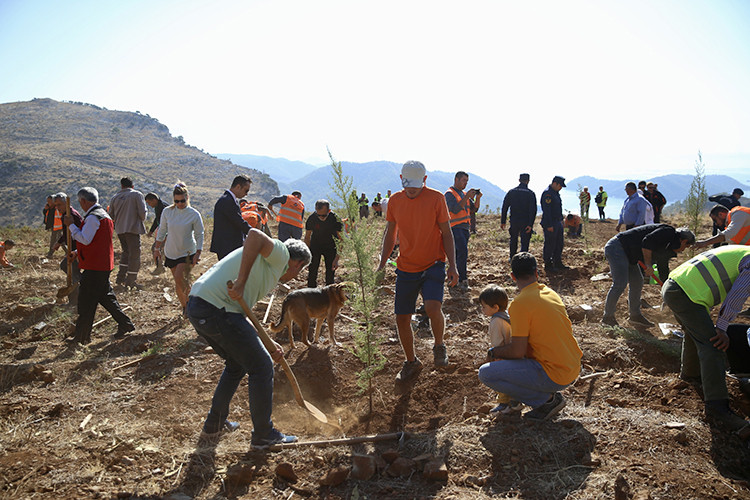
[251,428,298,449]
[395,358,423,382]
[201,419,240,437]
[433,344,449,367]
[629,314,654,327]
[491,400,523,414]
[705,403,750,435]
[114,323,136,339]
[524,392,566,422]
[601,316,619,327]
[457,280,469,291]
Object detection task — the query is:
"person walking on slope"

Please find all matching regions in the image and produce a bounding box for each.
[377,161,459,382]
[445,171,480,291]
[595,186,608,221]
[210,175,252,261]
[540,176,567,273]
[268,191,305,241]
[153,182,204,314]
[65,187,135,345]
[43,195,65,259]
[579,187,591,221]
[51,192,84,306]
[145,192,169,275]
[662,246,750,438]
[109,177,147,289]
[501,173,537,260]
[304,199,343,288]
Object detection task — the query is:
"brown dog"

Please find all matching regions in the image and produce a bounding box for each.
[268,282,351,349]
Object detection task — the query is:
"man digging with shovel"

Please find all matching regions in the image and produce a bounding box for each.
[186,229,311,447]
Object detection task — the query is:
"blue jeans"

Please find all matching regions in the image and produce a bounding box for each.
[187,295,275,436]
[451,226,470,282]
[603,238,642,318]
[478,358,569,408]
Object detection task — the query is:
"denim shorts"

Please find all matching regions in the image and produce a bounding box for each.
[394,261,445,315]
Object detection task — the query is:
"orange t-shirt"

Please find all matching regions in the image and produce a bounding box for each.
[386,187,450,273]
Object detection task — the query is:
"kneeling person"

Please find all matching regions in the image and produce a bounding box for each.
[478,252,582,421]
[186,229,311,446]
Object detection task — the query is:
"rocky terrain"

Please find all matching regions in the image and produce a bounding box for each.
[1,213,749,499]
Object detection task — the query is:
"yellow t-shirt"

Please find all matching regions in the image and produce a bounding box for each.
[508,282,582,385]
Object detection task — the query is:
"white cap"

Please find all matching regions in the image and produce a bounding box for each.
[401,161,426,188]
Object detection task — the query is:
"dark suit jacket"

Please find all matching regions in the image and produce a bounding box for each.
[210,190,251,260]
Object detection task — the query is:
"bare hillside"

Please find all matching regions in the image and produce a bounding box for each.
[0,98,278,226]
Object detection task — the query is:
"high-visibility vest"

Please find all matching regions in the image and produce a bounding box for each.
[53,209,63,231]
[241,207,261,228]
[278,195,304,228]
[446,187,470,228]
[244,201,268,225]
[725,206,750,245]
[669,245,750,309]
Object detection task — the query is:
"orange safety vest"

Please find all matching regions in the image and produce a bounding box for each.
[241,205,261,229]
[278,195,304,228]
[245,201,267,225]
[53,209,63,231]
[726,206,750,245]
[446,187,470,228]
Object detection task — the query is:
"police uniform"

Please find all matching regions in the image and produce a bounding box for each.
[500,175,537,259]
[541,176,566,270]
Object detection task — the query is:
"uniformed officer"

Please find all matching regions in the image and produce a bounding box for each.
[541,175,568,273]
[500,173,537,260]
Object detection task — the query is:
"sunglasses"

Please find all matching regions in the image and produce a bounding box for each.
[174,198,187,204]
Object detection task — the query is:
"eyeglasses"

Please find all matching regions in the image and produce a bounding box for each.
[174,198,187,204]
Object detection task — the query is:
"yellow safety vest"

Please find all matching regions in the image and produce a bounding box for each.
[669,245,750,309]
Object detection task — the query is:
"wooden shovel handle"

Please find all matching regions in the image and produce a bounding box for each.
[227,281,305,406]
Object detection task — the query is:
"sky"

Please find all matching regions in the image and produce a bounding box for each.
[1,0,749,195]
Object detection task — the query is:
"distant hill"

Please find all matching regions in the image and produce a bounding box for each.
[277,161,506,211]
[214,153,318,184]
[0,99,278,227]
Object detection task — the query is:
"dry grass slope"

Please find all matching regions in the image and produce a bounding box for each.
[0,98,278,226]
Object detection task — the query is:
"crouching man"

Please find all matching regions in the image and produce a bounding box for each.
[186,229,311,447]
[478,252,582,421]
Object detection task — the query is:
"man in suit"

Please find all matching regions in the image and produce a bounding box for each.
[210,175,252,261]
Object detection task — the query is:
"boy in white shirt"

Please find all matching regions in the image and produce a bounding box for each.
[480,285,522,413]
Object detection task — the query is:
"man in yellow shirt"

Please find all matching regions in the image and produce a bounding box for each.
[479,252,582,421]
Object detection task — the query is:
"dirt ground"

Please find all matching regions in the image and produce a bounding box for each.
[1,213,749,500]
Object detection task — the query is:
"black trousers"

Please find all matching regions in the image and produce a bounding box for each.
[75,270,133,344]
[307,246,337,288]
[508,224,532,258]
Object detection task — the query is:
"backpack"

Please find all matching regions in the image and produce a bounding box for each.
[594,192,603,204]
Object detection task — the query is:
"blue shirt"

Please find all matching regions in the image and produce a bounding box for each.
[618,192,648,226]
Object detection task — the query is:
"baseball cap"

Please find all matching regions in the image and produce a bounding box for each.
[401,161,426,188]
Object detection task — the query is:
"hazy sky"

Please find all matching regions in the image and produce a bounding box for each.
[2,0,749,192]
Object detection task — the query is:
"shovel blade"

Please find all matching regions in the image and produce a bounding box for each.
[303,400,328,424]
[56,282,78,298]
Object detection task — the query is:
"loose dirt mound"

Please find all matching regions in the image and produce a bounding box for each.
[1,215,749,499]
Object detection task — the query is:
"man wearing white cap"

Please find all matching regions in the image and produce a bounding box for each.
[377,161,459,382]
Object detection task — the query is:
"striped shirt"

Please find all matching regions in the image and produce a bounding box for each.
[716,254,750,332]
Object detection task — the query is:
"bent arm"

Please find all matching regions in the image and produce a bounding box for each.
[490,335,528,360]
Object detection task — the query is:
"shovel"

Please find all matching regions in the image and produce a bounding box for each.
[57,197,78,300]
[228,280,328,424]
[638,261,663,286]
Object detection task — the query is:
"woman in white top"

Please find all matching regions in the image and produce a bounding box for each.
[154,182,204,312]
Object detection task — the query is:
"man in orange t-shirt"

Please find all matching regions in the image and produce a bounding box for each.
[377,161,459,383]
